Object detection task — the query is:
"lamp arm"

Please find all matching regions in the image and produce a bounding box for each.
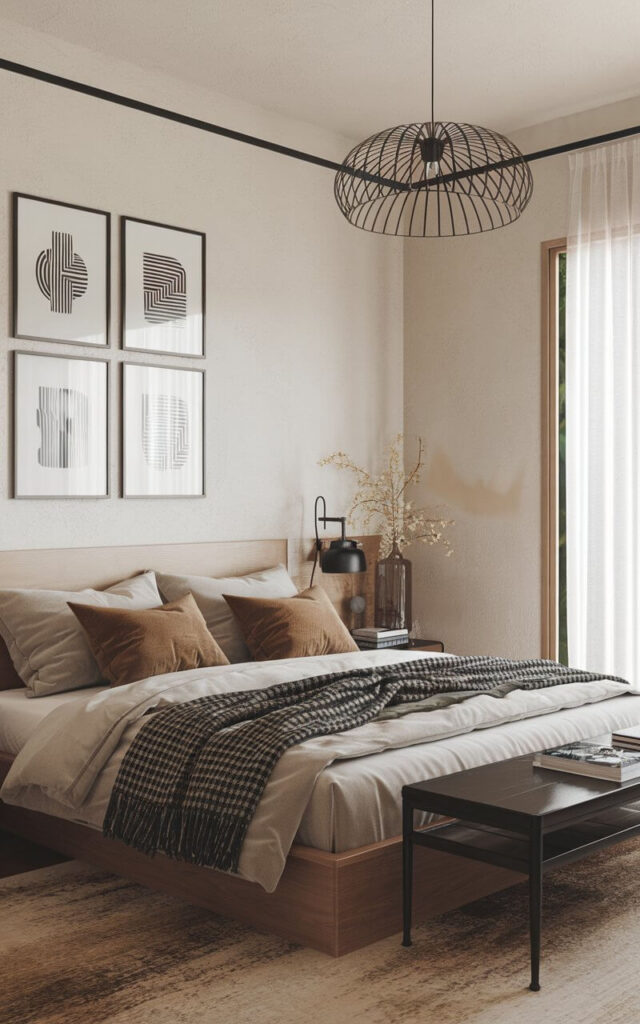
[320,515,346,539]
[311,495,326,586]
[311,495,347,585]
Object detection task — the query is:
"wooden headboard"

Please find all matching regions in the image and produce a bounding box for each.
[0,535,379,689]
[0,539,289,592]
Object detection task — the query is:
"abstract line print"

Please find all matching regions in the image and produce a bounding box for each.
[36,386,89,468]
[143,253,187,326]
[141,393,190,470]
[35,231,88,314]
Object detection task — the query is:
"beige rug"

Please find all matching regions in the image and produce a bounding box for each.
[2,842,640,1024]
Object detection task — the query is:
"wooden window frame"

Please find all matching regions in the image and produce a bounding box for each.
[541,238,567,659]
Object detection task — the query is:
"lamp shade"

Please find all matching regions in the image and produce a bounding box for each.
[321,539,367,574]
[334,121,533,237]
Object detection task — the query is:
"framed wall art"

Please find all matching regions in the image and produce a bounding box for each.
[13,193,110,347]
[14,351,109,499]
[121,217,205,357]
[122,362,205,497]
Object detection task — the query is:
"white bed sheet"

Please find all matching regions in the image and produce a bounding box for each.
[2,675,638,857]
[0,687,107,755]
[296,693,640,850]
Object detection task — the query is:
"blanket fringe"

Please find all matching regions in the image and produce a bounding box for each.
[103,791,249,873]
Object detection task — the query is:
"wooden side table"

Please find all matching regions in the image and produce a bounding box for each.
[354,639,444,653]
[402,639,444,653]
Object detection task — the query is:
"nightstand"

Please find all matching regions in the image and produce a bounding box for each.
[402,639,444,653]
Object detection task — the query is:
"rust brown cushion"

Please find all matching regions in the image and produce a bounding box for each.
[0,637,24,690]
[222,585,358,661]
[68,592,229,688]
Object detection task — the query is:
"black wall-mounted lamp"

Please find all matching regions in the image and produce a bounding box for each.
[310,495,367,585]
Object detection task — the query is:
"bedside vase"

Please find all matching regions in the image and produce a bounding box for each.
[374,544,412,630]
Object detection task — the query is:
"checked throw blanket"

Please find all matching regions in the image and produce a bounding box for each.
[103,656,625,872]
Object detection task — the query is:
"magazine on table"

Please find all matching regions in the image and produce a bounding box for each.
[533,741,640,783]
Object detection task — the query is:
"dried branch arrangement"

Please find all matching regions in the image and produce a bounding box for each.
[319,434,453,558]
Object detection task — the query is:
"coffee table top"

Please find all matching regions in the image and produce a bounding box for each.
[404,748,640,825]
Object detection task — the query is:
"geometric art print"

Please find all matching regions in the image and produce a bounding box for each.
[35,231,88,314]
[122,217,204,357]
[141,393,190,470]
[13,193,109,347]
[14,351,108,498]
[36,385,89,468]
[123,363,203,497]
[143,253,186,326]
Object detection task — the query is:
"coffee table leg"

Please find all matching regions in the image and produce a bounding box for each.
[529,819,543,991]
[402,799,413,947]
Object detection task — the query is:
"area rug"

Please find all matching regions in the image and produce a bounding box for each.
[2,841,639,1024]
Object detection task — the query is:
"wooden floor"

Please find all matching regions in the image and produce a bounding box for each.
[0,827,68,879]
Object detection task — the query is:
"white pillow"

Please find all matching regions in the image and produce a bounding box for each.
[155,564,298,663]
[0,571,162,698]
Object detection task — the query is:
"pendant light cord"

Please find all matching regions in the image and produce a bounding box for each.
[430,0,435,132]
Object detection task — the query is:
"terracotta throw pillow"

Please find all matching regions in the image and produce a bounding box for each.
[68,592,229,688]
[222,585,359,661]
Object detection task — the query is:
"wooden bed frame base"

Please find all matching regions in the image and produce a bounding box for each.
[0,754,523,956]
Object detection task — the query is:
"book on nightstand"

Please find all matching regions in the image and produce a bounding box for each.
[533,741,640,783]
[352,627,409,650]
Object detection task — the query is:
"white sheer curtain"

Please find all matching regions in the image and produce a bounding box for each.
[566,139,640,683]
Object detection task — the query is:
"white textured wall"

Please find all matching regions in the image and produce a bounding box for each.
[404,95,640,658]
[0,19,403,552]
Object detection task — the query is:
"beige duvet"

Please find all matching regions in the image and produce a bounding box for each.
[2,649,637,891]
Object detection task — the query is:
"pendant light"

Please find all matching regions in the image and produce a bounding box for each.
[334,0,533,237]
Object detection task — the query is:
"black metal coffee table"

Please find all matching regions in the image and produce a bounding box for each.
[402,749,640,991]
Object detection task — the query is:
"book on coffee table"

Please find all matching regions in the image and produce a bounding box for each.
[533,741,640,783]
[611,726,640,752]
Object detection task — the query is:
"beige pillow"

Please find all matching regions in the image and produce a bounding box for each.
[0,637,23,690]
[0,571,162,697]
[68,593,229,688]
[222,585,359,661]
[155,564,298,663]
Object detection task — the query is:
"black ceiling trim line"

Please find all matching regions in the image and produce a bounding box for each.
[0,57,343,171]
[2,57,639,191]
[525,123,640,162]
[0,57,403,190]
[421,122,640,189]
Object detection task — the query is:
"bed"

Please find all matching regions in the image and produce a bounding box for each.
[1,539,638,955]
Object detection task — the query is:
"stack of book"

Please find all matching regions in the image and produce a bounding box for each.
[533,741,640,783]
[352,627,409,650]
[611,726,640,752]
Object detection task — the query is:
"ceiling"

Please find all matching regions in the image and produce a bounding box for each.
[3,0,640,141]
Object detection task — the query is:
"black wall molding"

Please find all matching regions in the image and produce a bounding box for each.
[1,56,639,188]
[0,57,344,172]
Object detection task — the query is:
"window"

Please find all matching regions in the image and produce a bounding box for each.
[541,240,567,662]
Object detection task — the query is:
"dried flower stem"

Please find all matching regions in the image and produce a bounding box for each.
[319,434,453,558]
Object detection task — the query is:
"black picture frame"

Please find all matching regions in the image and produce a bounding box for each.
[121,216,206,358]
[12,192,111,347]
[13,349,110,500]
[121,361,206,498]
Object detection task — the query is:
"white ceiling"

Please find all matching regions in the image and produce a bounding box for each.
[3,0,640,140]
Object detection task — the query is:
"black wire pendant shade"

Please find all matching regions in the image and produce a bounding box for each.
[335,0,533,237]
[334,121,533,237]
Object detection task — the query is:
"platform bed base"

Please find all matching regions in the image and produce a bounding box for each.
[0,798,523,955]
